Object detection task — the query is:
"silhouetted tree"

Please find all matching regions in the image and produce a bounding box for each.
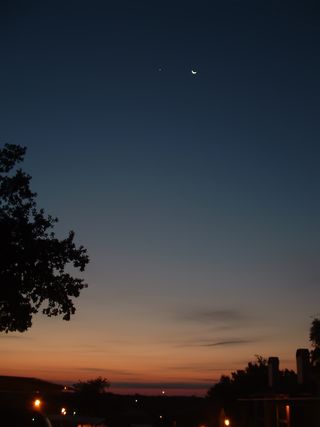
[207,355,269,402]
[207,355,297,403]
[0,144,89,332]
[73,377,110,395]
[310,318,320,366]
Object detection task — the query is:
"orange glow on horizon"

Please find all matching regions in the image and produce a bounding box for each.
[0,312,301,397]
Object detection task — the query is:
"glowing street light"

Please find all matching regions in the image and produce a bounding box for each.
[224,419,230,426]
[33,399,42,409]
[61,407,67,415]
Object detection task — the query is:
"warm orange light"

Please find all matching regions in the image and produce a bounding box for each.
[33,399,41,409]
[286,405,290,421]
[61,407,67,415]
[224,420,230,426]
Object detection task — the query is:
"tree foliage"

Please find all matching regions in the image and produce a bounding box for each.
[73,377,110,395]
[207,355,297,402]
[207,356,269,401]
[0,144,89,333]
[310,318,320,366]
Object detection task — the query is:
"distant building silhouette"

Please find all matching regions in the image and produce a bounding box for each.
[238,348,320,427]
[268,357,279,389]
[296,348,310,385]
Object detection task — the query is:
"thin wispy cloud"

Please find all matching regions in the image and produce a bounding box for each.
[193,378,219,383]
[0,335,30,340]
[204,339,256,347]
[76,367,136,376]
[112,382,211,389]
[173,337,259,348]
[166,365,230,373]
[104,340,135,345]
[179,308,251,324]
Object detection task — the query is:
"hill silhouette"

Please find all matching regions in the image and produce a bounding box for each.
[0,375,63,393]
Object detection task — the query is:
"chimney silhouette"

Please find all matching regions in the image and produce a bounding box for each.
[296,348,310,385]
[268,357,279,388]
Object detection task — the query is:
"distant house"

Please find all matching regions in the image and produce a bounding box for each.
[237,349,320,427]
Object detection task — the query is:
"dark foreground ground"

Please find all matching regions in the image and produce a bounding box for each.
[0,389,219,427]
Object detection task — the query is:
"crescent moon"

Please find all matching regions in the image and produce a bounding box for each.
[191,70,197,75]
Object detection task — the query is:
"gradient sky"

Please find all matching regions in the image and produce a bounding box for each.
[1,0,320,395]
